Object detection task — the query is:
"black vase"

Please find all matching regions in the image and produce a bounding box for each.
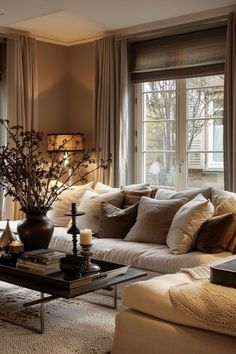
[17,211,54,252]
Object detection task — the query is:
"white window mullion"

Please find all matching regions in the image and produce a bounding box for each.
[176,79,187,191]
[134,83,143,183]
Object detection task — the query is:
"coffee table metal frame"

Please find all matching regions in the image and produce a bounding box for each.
[0,267,144,334]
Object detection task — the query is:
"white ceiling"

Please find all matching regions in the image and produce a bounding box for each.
[0,0,236,45]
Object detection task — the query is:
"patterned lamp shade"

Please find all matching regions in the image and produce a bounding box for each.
[47,133,84,152]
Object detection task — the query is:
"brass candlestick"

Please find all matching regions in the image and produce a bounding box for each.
[79,243,101,274]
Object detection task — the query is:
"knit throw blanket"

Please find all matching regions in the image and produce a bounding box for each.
[169,281,236,336]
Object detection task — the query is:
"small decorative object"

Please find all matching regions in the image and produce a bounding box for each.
[79,228,101,274]
[59,203,85,280]
[9,240,24,254]
[0,120,111,251]
[0,219,15,250]
[9,240,24,264]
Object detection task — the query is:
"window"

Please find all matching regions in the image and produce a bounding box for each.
[135,74,224,190]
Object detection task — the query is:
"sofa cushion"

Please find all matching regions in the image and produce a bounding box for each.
[122,266,236,337]
[211,188,236,208]
[167,194,214,254]
[94,182,119,194]
[155,187,211,201]
[195,213,236,253]
[74,189,124,232]
[125,197,187,244]
[123,189,157,208]
[121,183,150,191]
[47,182,93,226]
[99,202,139,238]
[48,228,231,274]
[215,198,236,215]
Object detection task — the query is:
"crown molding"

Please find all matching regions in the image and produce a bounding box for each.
[110,4,236,39]
[2,4,236,47]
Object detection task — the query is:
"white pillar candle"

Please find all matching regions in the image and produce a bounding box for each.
[80,229,92,245]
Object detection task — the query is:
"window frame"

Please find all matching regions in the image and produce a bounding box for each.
[134,75,224,190]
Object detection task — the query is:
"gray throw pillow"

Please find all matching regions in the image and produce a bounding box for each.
[75,190,124,233]
[99,202,139,238]
[123,189,157,208]
[155,187,211,201]
[124,196,187,244]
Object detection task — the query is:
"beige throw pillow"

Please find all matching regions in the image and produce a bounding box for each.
[75,189,124,233]
[215,198,236,216]
[99,202,139,238]
[123,189,157,208]
[155,188,211,201]
[47,182,94,226]
[210,188,236,208]
[166,194,214,254]
[124,196,187,244]
[94,182,119,194]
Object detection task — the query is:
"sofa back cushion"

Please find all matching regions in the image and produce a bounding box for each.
[210,188,236,208]
[99,202,139,238]
[155,187,211,201]
[123,188,157,208]
[47,182,94,226]
[124,196,187,244]
[195,213,236,253]
[167,194,214,254]
[75,190,124,233]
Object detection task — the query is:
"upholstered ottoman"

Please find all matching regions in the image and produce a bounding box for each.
[111,271,236,354]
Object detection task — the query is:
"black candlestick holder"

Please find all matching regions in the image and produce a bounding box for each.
[59,203,85,280]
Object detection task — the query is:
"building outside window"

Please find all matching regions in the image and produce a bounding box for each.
[134,74,224,190]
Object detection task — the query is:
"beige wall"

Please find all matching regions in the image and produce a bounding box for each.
[37,40,95,150]
[67,42,95,148]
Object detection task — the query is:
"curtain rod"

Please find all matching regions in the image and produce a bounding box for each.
[0,26,30,40]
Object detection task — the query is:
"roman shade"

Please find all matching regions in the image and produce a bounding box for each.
[131,26,227,82]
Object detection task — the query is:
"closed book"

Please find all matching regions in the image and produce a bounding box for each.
[210,259,236,288]
[16,262,60,275]
[18,258,59,267]
[22,249,65,261]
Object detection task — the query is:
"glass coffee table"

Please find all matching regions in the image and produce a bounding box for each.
[0,258,146,334]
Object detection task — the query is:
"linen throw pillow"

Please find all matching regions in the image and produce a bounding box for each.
[75,189,124,233]
[124,196,187,244]
[123,189,158,208]
[155,187,211,201]
[166,194,214,254]
[99,202,139,238]
[215,198,236,216]
[195,213,236,254]
[47,182,94,226]
[94,182,120,194]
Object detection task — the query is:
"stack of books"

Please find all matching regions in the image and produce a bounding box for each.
[16,249,65,275]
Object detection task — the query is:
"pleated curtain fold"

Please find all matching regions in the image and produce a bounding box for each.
[224,13,236,192]
[94,36,133,187]
[2,35,38,220]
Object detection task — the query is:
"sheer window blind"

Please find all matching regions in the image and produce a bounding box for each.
[131,26,227,82]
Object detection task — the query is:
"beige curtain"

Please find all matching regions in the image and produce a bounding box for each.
[224,13,236,191]
[2,35,38,220]
[94,36,133,186]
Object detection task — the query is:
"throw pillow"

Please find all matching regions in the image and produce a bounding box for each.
[155,188,211,201]
[99,202,139,238]
[121,183,150,191]
[195,213,236,254]
[215,198,236,216]
[210,188,236,208]
[166,194,214,254]
[124,196,187,244]
[75,189,124,233]
[94,182,119,194]
[123,189,158,208]
[47,182,94,226]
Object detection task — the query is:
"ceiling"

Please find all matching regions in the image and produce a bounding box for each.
[0,0,235,45]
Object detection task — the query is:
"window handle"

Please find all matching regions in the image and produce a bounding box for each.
[179,162,182,173]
